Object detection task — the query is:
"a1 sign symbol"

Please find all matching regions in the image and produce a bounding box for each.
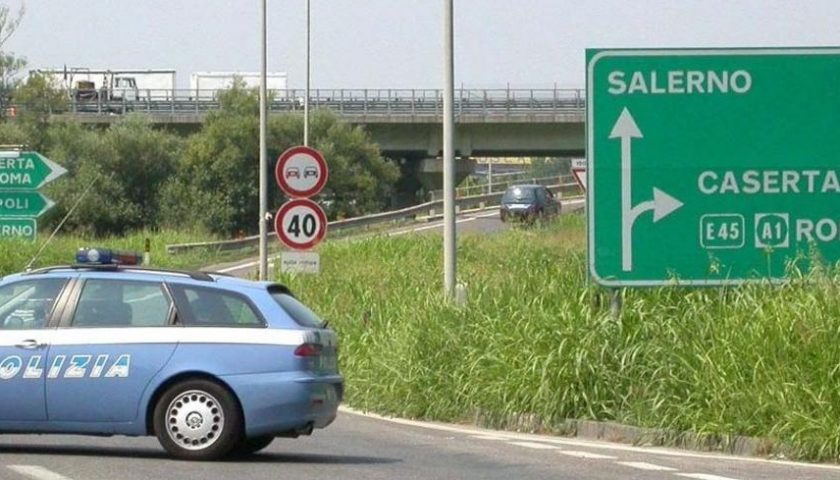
[275,199,328,250]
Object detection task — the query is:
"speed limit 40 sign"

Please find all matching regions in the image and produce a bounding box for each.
[274,198,327,250]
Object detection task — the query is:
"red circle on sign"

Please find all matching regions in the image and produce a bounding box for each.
[275,146,329,198]
[274,198,328,250]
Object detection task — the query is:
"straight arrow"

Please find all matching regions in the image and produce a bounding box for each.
[609,107,643,272]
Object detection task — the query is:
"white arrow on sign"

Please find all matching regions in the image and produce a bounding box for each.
[610,107,683,272]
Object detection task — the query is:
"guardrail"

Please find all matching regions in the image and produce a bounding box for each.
[17,87,586,119]
[166,181,584,255]
[430,174,573,201]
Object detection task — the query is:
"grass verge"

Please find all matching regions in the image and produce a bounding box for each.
[278,213,840,461]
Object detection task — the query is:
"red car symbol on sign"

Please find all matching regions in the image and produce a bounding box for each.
[285,167,300,179]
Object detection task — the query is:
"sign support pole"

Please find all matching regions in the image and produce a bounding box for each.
[442,0,456,299]
[258,0,269,281]
[304,0,311,147]
[610,288,622,318]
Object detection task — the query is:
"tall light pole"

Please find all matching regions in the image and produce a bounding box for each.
[258,0,269,280]
[304,0,311,146]
[442,0,456,298]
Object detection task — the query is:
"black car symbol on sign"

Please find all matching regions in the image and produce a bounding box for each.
[285,167,300,179]
[304,167,319,179]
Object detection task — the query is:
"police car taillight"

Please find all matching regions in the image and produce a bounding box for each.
[294,343,322,357]
[76,248,142,266]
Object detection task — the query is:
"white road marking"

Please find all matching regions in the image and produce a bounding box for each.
[340,407,840,472]
[474,210,502,218]
[676,474,741,480]
[616,461,677,471]
[507,441,560,450]
[8,465,74,480]
[470,435,508,441]
[557,450,617,459]
[410,217,477,233]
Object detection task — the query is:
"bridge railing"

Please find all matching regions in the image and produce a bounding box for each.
[25,87,585,118]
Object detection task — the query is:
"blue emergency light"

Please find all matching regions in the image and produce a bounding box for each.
[76,248,142,266]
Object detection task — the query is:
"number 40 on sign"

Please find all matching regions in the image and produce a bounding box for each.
[274,198,327,251]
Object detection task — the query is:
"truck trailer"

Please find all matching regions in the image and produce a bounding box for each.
[189,71,288,98]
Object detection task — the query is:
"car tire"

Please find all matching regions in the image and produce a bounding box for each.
[153,379,243,461]
[231,435,275,456]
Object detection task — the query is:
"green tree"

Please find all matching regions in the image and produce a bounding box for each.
[41,117,183,236]
[12,73,68,149]
[161,82,400,234]
[0,3,26,118]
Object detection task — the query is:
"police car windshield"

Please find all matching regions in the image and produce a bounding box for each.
[270,289,325,328]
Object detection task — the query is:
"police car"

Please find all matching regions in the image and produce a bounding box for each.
[0,248,342,460]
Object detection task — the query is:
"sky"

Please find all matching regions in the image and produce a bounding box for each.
[6,0,840,89]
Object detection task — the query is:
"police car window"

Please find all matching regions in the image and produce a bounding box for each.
[270,290,325,328]
[72,280,171,328]
[172,286,262,327]
[0,278,66,330]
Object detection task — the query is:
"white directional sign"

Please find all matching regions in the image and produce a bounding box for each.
[275,146,329,198]
[274,198,328,250]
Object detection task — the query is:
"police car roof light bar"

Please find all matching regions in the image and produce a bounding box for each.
[23,264,217,282]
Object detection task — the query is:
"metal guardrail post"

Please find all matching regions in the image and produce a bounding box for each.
[364,89,368,117]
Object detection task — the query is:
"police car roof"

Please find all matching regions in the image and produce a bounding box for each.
[16,264,278,291]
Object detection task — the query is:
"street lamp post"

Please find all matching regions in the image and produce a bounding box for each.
[258,0,269,281]
[304,0,311,147]
[443,0,456,299]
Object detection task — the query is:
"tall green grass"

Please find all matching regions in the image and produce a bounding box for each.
[0,229,221,276]
[279,214,840,461]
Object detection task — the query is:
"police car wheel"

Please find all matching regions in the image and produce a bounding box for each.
[231,435,275,456]
[153,379,243,460]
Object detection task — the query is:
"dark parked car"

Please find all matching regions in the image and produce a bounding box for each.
[500,184,561,222]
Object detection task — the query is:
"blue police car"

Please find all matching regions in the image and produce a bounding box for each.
[0,249,343,460]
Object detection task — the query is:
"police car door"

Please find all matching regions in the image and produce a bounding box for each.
[0,276,70,421]
[47,277,177,423]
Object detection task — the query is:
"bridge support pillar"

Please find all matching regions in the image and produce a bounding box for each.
[415,156,476,192]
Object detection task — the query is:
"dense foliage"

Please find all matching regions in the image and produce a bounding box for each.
[0,81,399,236]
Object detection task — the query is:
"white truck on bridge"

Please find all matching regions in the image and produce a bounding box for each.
[189,71,288,98]
[31,68,177,101]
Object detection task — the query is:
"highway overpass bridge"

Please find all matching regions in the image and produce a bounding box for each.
[46,88,585,197]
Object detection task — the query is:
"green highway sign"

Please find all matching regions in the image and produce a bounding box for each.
[0,151,67,189]
[587,48,840,286]
[0,191,54,217]
[0,217,36,241]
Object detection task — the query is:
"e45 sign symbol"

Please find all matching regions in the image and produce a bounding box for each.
[274,198,327,250]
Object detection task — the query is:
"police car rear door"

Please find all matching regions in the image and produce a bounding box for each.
[0,276,72,422]
[47,276,178,423]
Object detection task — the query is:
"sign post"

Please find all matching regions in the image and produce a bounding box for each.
[587,48,840,286]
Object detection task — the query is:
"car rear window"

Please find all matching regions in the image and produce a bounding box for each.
[169,284,264,327]
[502,186,536,202]
[270,289,325,328]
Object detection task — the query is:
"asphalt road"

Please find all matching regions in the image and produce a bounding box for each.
[3,199,836,479]
[1,411,839,480]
